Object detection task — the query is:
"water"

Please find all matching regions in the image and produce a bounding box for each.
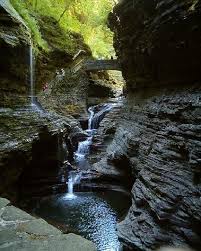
[88,106,95,130]
[34,191,130,251]
[29,45,42,112]
[66,171,82,200]
[74,106,95,168]
[74,104,113,166]
[29,45,34,105]
[21,99,130,250]
[91,104,113,129]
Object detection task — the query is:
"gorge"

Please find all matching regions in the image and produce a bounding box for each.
[0,0,201,251]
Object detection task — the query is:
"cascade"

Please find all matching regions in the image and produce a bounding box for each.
[29,45,34,105]
[88,106,95,130]
[74,106,95,165]
[66,171,82,199]
[67,102,115,199]
[29,44,42,112]
[91,104,113,129]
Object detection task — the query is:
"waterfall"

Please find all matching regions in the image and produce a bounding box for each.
[74,106,95,166]
[75,137,92,161]
[29,44,43,112]
[29,45,35,105]
[68,102,114,198]
[68,176,73,196]
[91,104,113,129]
[88,107,94,130]
[65,171,81,200]
[74,103,114,165]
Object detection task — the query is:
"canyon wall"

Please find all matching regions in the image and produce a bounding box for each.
[0,1,87,200]
[0,0,30,107]
[108,0,201,250]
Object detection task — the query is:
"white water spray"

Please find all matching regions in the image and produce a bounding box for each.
[67,103,114,199]
[29,44,43,112]
[66,171,81,200]
[88,107,95,130]
[29,45,34,105]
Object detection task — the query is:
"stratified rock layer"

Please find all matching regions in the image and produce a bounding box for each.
[0,197,96,251]
[0,0,30,107]
[108,0,201,250]
[109,0,201,89]
[106,87,201,250]
[0,107,83,200]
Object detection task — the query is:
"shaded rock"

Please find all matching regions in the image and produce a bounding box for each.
[109,0,201,89]
[0,107,83,200]
[108,1,201,250]
[0,0,30,107]
[107,87,201,250]
[88,71,123,98]
[0,198,10,210]
[38,69,89,120]
[0,198,96,251]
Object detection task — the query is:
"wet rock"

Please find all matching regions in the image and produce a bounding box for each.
[109,0,201,89]
[0,107,83,200]
[0,197,96,251]
[107,87,201,250]
[0,1,30,107]
[0,198,10,210]
[88,98,134,189]
[108,0,201,249]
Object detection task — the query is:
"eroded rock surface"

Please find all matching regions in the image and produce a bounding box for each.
[109,0,201,89]
[0,197,96,251]
[0,0,30,107]
[108,0,201,249]
[104,87,201,250]
[0,107,83,200]
[89,97,133,188]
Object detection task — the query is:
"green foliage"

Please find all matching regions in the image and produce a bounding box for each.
[11,0,115,57]
[10,0,48,51]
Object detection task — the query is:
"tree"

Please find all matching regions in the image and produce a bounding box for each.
[57,0,76,23]
[34,0,38,10]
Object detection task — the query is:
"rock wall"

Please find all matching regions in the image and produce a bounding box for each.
[107,0,201,250]
[0,0,30,107]
[0,197,96,251]
[109,0,201,89]
[0,107,84,201]
[107,86,201,250]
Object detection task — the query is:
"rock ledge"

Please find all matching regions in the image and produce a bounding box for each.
[0,197,96,251]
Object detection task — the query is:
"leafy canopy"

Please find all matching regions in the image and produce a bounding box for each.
[11,0,115,58]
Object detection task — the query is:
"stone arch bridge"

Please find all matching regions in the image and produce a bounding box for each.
[71,58,121,72]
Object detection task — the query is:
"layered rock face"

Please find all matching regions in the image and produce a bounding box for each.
[109,0,201,89]
[0,107,84,200]
[0,1,88,200]
[107,87,201,250]
[0,197,96,251]
[107,0,201,250]
[0,0,30,107]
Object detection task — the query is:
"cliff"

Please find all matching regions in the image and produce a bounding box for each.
[0,0,30,107]
[107,0,201,250]
[109,0,201,89]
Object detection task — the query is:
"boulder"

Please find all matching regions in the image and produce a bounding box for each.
[0,197,96,251]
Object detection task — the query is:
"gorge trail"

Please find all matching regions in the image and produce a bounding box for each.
[0,1,201,251]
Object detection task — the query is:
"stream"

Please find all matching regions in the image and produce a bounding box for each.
[28,100,130,251]
[26,50,130,250]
